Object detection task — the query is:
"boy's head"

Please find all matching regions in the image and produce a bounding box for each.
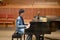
[19,9,24,16]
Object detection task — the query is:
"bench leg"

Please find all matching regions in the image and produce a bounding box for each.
[12,38,13,40]
[20,37,22,40]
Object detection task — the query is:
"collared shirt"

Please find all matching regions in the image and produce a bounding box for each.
[16,16,26,34]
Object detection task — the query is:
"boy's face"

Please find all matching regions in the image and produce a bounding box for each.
[19,13,24,16]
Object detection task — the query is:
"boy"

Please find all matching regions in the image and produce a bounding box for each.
[16,9,26,35]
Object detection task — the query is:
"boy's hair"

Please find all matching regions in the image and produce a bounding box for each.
[19,9,24,14]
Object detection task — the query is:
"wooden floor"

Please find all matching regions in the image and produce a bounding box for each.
[0,29,45,40]
[0,29,60,40]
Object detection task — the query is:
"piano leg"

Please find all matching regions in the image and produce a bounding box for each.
[35,35,40,40]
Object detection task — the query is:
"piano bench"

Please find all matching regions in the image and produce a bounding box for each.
[12,32,22,40]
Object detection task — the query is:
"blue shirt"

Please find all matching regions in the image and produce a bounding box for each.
[16,16,26,34]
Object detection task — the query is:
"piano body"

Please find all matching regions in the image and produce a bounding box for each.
[25,21,51,40]
[25,16,60,40]
[25,22,51,35]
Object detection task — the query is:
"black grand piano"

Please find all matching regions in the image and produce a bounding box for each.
[25,22,51,34]
[25,16,60,40]
[25,21,51,40]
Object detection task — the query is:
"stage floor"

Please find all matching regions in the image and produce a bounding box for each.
[0,29,60,40]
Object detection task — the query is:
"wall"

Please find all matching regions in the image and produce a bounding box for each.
[3,0,60,5]
[0,8,60,19]
[0,0,60,19]
[3,0,33,5]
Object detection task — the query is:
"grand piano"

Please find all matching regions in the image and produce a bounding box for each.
[25,22,51,40]
[25,16,52,40]
[25,15,60,40]
[30,22,51,34]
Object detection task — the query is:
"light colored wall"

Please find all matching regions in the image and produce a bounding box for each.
[0,8,60,19]
[3,0,60,5]
[3,0,33,5]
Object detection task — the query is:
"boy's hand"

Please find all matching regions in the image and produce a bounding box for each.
[26,24,30,29]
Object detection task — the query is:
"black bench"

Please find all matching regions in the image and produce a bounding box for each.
[12,32,22,40]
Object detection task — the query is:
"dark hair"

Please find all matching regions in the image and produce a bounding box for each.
[19,9,24,14]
